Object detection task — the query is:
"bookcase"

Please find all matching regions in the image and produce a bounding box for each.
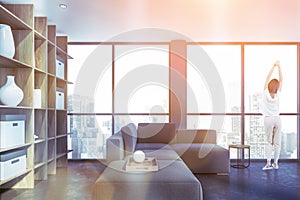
[0,4,71,188]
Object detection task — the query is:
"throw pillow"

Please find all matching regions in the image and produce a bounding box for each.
[121,123,137,155]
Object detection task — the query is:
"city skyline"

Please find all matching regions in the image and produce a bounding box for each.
[67,44,298,159]
[67,90,297,159]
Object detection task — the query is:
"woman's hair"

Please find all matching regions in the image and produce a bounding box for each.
[268,79,279,93]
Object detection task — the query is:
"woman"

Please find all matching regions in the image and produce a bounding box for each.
[261,60,283,170]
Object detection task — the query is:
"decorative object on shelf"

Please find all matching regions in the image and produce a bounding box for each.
[0,75,24,106]
[56,57,65,79]
[33,89,42,108]
[56,88,64,109]
[0,24,15,58]
[133,150,146,163]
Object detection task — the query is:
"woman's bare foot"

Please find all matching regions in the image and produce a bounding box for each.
[262,163,273,170]
[272,163,279,169]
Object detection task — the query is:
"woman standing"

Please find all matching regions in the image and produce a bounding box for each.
[262,61,283,170]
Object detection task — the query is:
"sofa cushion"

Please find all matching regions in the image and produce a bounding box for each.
[121,123,137,155]
[175,129,216,144]
[106,131,125,163]
[143,149,181,160]
[172,143,229,173]
[137,123,176,144]
[172,143,218,158]
[124,149,180,161]
[135,143,173,151]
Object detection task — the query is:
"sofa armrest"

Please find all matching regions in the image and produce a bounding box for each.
[106,131,124,164]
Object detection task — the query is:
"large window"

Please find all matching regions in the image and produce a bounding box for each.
[68,42,299,160]
[187,43,298,159]
[68,44,169,159]
[244,44,298,159]
[68,44,113,159]
[244,45,297,113]
[114,45,169,131]
[187,45,241,113]
[114,45,169,113]
[187,44,242,148]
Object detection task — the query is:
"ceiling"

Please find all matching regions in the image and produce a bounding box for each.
[1,0,300,42]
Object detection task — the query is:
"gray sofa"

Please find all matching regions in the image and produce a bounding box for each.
[106,122,230,174]
[93,123,229,200]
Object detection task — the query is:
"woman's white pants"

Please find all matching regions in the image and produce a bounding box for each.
[264,116,281,164]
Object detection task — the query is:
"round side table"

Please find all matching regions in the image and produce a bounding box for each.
[228,144,250,169]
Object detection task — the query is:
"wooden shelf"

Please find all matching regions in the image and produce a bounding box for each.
[34,35,47,71]
[0,5,32,30]
[34,139,46,144]
[34,164,47,180]
[56,77,67,82]
[47,159,56,175]
[34,31,47,41]
[0,105,32,109]
[48,40,56,48]
[34,17,47,38]
[48,137,56,141]
[48,158,55,163]
[47,73,56,78]
[34,162,46,169]
[47,25,56,44]
[56,134,67,139]
[48,140,56,160]
[56,109,67,112]
[47,76,56,109]
[0,169,31,186]
[0,3,70,188]
[56,153,66,159]
[0,143,31,153]
[34,110,47,138]
[0,55,32,69]
[34,68,46,74]
[57,46,73,59]
[34,108,48,111]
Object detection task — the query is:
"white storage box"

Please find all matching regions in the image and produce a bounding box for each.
[56,88,64,109]
[33,89,42,108]
[0,120,25,148]
[0,149,27,180]
[56,58,65,79]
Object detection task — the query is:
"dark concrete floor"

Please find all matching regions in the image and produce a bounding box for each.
[197,161,300,200]
[1,160,299,200]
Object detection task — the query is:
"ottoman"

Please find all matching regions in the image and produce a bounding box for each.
[93,160,203,200]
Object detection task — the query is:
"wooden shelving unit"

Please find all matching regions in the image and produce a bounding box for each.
[0,4,70,188]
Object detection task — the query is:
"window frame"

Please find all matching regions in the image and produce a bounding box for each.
[67,41,300,161]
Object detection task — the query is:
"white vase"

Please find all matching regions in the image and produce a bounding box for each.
[0,75,24,106]
[0,24,15,58]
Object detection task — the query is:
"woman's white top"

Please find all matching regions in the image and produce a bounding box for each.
[262,88,280,116]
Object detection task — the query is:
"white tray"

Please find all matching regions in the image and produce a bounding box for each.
[125,157,158,172]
